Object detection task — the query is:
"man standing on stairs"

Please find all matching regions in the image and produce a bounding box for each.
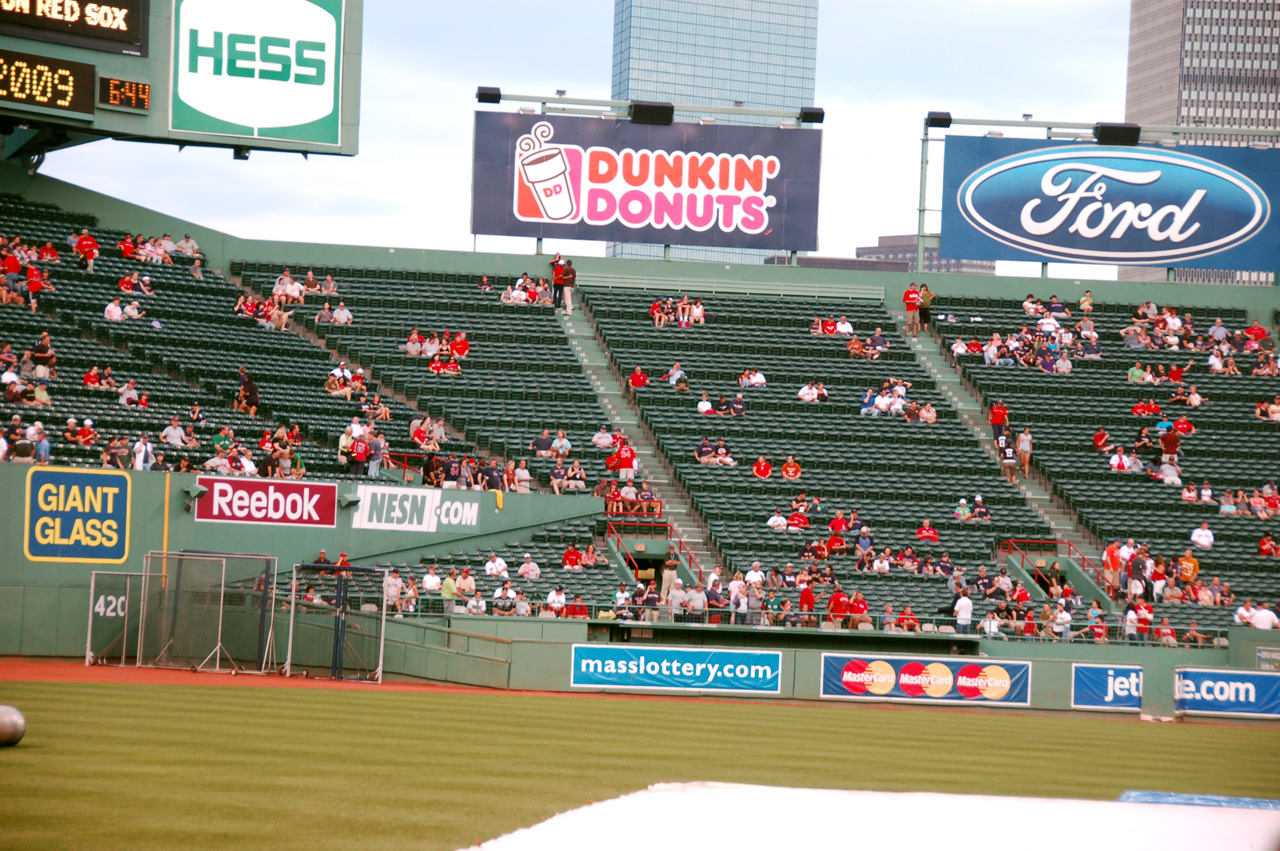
[549,254,565,309]
[989,399,1009,440]
[903,282,922,337]
[615,438,636,483]
[659,552,681,603]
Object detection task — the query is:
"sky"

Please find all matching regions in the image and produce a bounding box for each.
[42,0,1132,278]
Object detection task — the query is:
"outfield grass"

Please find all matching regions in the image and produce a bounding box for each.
[2,681,1279,850]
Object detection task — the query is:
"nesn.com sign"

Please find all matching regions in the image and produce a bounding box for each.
[571,645,782,695]
[171,0,344,145]
[349,485,480,533]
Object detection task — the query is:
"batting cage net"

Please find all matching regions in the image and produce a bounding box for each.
[284,562,389,683]
[132,551,280,674]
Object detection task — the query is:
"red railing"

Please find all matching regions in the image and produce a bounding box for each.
[383,451,435,483]
[999,539,1109,599]
[606,520,705,584]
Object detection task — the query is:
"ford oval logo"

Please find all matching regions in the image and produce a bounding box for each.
[957,145,1271,264]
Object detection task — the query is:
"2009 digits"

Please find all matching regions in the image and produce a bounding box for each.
[0,58,75,107]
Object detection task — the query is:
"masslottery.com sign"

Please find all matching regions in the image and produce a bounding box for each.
[472,112,822,251]
[171,0,345,146]
[820,653,1031,707]
[571,645,782,695]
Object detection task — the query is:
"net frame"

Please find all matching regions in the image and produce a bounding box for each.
[135,550,280,674]
[85,571,144,666]
[284,562,389,684]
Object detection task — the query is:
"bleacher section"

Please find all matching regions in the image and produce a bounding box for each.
[0,194,466,477]
[234,260,618,490]
[581,287,1056,621]
[943,294,1279,630]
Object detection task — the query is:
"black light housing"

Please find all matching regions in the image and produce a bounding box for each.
[476,86,502,104]
[926,111,952,128]
[798,106,825,124]
[1094,122,1142,146]
[629,101,675,125]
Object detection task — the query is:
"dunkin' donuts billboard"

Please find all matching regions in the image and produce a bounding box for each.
[471,112,822,250]
[940,136,1279,270]
[820,653,1032,707]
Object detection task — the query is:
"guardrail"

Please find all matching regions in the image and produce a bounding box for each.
[1000,539,1108,599]
[606,519,704,584]
[584,274,886,302]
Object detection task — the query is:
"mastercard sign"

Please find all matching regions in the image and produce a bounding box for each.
[821,654,1031,706]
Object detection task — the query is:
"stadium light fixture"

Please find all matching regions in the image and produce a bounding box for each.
[232,147,250,161]
[476,86,502,104]
[926,111,952,128]
[1093,122,1142,146]
[798,107,825,124]
[629,101,675,125]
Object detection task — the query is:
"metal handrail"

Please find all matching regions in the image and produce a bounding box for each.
[607,519,705,584]
[1000,538,1108,599]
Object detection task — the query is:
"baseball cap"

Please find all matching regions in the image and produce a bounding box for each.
[84,418,93,426]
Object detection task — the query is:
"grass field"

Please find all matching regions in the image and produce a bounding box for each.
[2,679,1280,850]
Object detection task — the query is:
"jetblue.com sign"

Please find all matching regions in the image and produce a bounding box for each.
[571,645,782,694]
[1071,664,1143,712]
[1175,667,1280,719]
[941,137,1278,270]
[472,112,822,250]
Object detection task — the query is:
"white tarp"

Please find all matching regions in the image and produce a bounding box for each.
[474,782,1280,851]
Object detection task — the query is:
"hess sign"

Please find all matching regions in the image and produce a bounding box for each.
[940,136,1279,270]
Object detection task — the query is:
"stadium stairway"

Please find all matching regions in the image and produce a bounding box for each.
[558,309,717,574]
[904,325,1105,588]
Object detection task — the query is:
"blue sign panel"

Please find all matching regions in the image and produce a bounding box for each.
[570,644,781,694]
[940,136,1279,270]
[819,654,1032,706]
[472,111,822,250]
[1071,664,1143,712]
[1175,667,1280,718]
[24,467,131,563]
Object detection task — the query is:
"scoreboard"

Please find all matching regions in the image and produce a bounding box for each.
[0,0,361,158]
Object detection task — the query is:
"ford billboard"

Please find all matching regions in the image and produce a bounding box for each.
[940,136,1278,270]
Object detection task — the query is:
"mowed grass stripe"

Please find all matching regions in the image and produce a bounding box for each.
[1,682,1278,850]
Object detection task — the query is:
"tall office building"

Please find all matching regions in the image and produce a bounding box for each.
[609,0,818,264]
[1122,0,1278,284]
[856,234,996,276]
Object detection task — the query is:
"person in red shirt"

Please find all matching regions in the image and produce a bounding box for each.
[117,236,137,260]
[897,605,921,632]
[615,440,636,482]
[1167,360,1192,383]
[848,590,872,628]
[1244,321,1271,342]
[827,511,849,534]
[825,585,850,628]
[1135,598,1154,641]
[627,365,649,391]
[1093,428,1116,453]
[821,316,837,335]
[1260,534,1277,556]
[75,229,99,272]
[1090,619,1109,643]
[82,366,101,386]
[450,332,470,358]
[1171,415,1195,435]
[966,338,982,354]
[827,531,848,556]
[649,299,667,328]
[902,282,922,337]
[1155,617,1178,646]
[915,519,939,542]
[38,242,59,262]
[76,419,98,446]
[564,594,590,619]
[787,511,810,531]
[798,582,822,628]
[562,545,582,569]
[989,400,1009,438]
[752,456,772,478]
[443,356,462,375]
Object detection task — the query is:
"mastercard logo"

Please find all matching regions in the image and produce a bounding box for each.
[841,659,896,695]
[898,661,954,698]
[955,664,1013,700]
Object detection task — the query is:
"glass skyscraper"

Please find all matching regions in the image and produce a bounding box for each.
[609,0,819,264]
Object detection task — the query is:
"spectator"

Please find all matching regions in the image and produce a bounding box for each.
[627,365,649,391]
[104,297,125,321]
[953,589,973,634]
[1190,521,1215,549]
[781,455,802,480]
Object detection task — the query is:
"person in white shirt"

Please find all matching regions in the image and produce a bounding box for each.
[951,338,968,357]
[1251,604,1279,630]
[797,382,820,402]
[1109,451,1129,471]
[979,611,1006,639]
[591,426,613,448]
[329,362,353,381]
[124,301,145,319]
[835,317,854,335]
[421,566,442,593]
[546,585,566,613]
[465,593,487,615]
[1190,522,1215,548]
[766,510,787,530]
[132,435,154,471]
[517,554,541,579]
[1234,600,1257,626]
[871,553,891,573]
[383,569,405,613]
[696,393,713,414]
[953,589,973,633]
[176,234,200,255]
[484,553,509,578]
[1118,539,1137,565]
[104,298,124,321]
[748,370,767,387]
[1054,353,1073,375]
[160,418,185,447]
[331,302,354,324]
[873,392,893,416]
[1053,605,1073,642]
[744,562,765,586]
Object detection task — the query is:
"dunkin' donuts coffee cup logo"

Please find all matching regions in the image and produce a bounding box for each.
[512,120,780,236]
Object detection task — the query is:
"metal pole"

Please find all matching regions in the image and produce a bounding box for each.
[916,120,930,274]
[284,564,297,676]
[535,237,543,255]
[1041,262,1049,278]
[663,244,671,261]
[85,573,98,666]
[789,250,798,267]
[377,569,388,684]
